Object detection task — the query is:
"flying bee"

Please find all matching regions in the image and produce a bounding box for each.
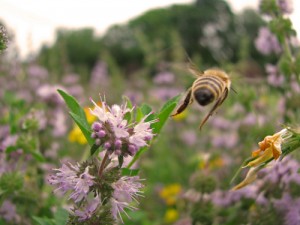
[171,64,232,130]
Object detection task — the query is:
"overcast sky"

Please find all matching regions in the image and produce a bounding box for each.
[0,0,299,58]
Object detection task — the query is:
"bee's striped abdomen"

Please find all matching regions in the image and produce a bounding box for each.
[192,75,225,106]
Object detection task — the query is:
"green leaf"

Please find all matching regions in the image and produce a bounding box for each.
[31,151,46,162]
[69,112,93,146]
[118,155,124,168]
[124,111,132,123]
[159,95,181,113]
[53,208,69,225]
[32,217,55,225]
[278,54,293,76]
[122,95,133,109]
[90,144,101,156]
[127,146,147,169]
[294,52,300,75]
[152,95,181,134]
[135,107,144,122]
[5,146,19,154]
[0,172,23,193]
[141,104,152,115]
[121,168,139,176]
[57,89,88,126]
[58,89,93,146]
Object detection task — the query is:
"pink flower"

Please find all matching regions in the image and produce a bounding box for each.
[48,164,95,203]
[111,176,144,222]
[74,195,101,221]
[255,27,281,55]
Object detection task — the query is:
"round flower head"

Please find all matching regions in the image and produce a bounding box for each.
[90,96,157,158]
[48,163,95,203]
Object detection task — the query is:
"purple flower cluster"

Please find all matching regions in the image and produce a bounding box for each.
[261,156,300,188]
[277,0,293,14]
[74,195,101,221]
[265,64,285,87]
[255,27,281,55]
[48,163,95,203]
[90,97,156,157]
[111,176,144,222]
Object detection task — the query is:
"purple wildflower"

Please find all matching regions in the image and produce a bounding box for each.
[129,115,155,148]
[265,64,285,87]
[48,163,95,202]
[255,27,282,55]
[153,71,175,85]
[0,200,19,222]
[111,176,144,222]
[69,167,95,203]
[277,0,293,14]
[27,64,48,79]
[90,61,110,87]
[74,195,101,221]
[37,84,65,105]
[90,97,156,157]
[284,199,300,225]
[48,163,79,194]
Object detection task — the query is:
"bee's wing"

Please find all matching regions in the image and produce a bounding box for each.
[187,61,203,77]
[199,87,229,130]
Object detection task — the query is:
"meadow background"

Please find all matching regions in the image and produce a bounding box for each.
[1,0,300,224]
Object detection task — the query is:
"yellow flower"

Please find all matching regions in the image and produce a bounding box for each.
[159,184,182,206]
[68,105,99,145]
[172,110,187,121]
[84,106,97,124]
[164,208,179,223]
[245,129,288,168]
[68,125,87,144]
[232,167,258,190]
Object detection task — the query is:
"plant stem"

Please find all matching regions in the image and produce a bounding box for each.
[98,151,109,177]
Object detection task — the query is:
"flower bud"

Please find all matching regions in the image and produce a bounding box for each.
[92,122,102,132]
[91,132,97,139]
[95,139,101,146]
[104,142,111,149]
[128,144,138,156]
[97,130,106,138]
[114,139,122,149]
[115,149,122,156]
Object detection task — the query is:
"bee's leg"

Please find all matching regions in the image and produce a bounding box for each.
[199,87,228,130]
[171,88,193,117]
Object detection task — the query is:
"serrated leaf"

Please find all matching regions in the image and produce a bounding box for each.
[54,208,69,225]
[121,168,139,176]
[69,112,93,146]
[32,217,55,225]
